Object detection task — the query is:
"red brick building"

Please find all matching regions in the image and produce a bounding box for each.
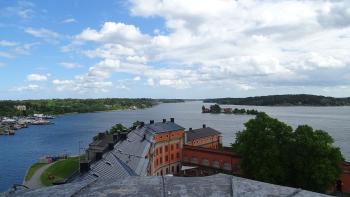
[338,162,350,194]
[148,118,185,176]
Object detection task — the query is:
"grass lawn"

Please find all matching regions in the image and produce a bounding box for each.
[40,157,79,186]
[25,163,47,181]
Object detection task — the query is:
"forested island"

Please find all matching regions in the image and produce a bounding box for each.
[202,104,259,115]
[204,94,350,106]
[0,98,155,117]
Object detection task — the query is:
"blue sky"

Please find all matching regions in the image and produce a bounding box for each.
[1,0,350,99]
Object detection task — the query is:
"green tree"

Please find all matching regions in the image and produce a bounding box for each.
[288,125,343,192]
[233,113,344,193]
[210,104,221,113]
[110,123,127,134]
[233,113,293,184]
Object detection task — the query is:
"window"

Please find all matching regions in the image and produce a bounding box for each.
[176,152,180,159]
[160,157,163,164]
[171,144,174,150]
[176,143,179,149]
[165,155,168,162]
[160,147,162,154]
[171,154,174,160]
[165,145,168,152]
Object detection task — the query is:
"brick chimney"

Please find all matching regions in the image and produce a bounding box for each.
[203,124,206,128]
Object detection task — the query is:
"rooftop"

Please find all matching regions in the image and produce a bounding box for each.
[8,174,327,197]
[73,126,153,183]
[186,127,221,142]
[146,121,185,134]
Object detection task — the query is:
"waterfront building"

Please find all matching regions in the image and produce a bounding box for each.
[14,105,26,111]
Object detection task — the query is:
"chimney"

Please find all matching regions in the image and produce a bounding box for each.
[108,143,114,150]
[162,119,166,123]
[170,118,174,122]
[189,128,192,131]
[79,161,90,173]
[140,121,145,127]
[150,120,154,124]
[203,124,206,128]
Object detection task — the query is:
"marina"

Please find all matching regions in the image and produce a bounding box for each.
[0,114,54,135]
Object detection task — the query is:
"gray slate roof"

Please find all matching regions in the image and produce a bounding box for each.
[7,174,328,197]
[72,121,184,183]
[186,127,221,142]
[146,121,185,134]
[73,125,153,183]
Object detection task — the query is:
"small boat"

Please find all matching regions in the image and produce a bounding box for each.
[8,130,15,135]
[32,119,52,125]
[14,124,22,130]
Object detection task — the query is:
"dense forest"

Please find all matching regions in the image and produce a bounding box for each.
[0,98,155,116]
[204,94,350,106]
[155,99,185,103]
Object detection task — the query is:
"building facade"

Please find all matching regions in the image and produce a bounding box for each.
[148,118,185,176]
[185,125,221,149]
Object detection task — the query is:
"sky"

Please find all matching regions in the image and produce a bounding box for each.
[1,0,350,99]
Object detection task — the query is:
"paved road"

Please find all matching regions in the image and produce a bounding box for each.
[24,163,53,189]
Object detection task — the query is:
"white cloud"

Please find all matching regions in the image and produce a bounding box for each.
[0,40,18,47]
[76,22,149,45]
[60,62,82,69]
[52,76,113,93]
[14,42,39,55]
[147,78,155,87]
[0,1,35,19]
[56,0,350,94]
[27,74,48,81]
[133,76,141,81]
[0,51,14,58]
[62,18,77,24]
[25,28,60,43]
[13,84,40,92]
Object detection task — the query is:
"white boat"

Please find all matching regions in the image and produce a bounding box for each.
[32,119,52,125]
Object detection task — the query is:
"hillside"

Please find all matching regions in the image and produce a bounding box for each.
[0,98,155,117]
[203,94,350,106]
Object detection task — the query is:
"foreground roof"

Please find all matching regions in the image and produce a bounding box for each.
[186,127,221,141]
[7,174,327,197]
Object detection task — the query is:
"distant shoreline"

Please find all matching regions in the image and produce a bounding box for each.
[203,94,350,107]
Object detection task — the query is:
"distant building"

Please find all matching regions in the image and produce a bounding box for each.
[223,108,232,113]
[14,105,26,111]
[185,125,221,149]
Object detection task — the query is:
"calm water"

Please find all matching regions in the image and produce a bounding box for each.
[0,101,350,191]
